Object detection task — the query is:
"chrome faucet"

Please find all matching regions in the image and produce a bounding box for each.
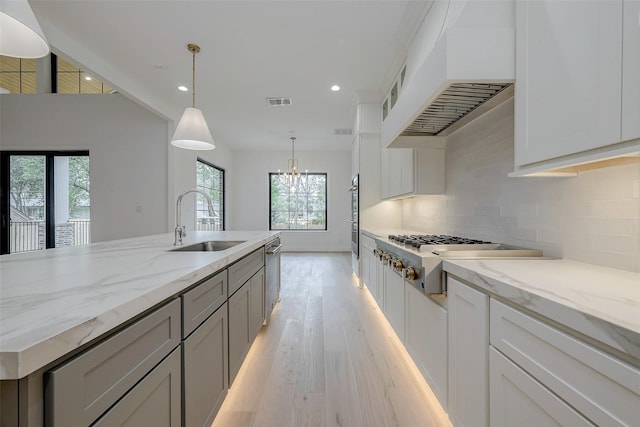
[174,189,216,246]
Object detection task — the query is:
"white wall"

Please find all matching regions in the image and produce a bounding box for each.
[232,150,352,252]
[168,138,234,232]
[401,99,640,273]
[0,93,169,242]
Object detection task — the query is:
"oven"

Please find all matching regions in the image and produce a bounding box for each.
[349,174,359,258]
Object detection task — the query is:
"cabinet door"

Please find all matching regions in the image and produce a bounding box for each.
[228,281,250,385]
[515,0,623,166]
[489,348,594,427]
[375,257,385,310]
[183,303,228,427]
[182,269,227,338]
[622,0,640,141]
[399,148,414,195]
[249,268,265,341]
[404,284,448,409]
[381,148,390,199]
[383,265,405,341]
[93,347,182,427]
[447,277,489,427]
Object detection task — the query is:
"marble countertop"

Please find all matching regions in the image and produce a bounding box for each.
[0,231,279,380]
[444,259,640,363]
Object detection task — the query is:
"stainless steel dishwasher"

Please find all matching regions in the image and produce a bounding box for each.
[264,237,282,324]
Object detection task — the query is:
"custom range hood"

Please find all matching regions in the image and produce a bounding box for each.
[383,1,515,148]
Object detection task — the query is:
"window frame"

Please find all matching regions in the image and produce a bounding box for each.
[196,158,225,231]
[268,172,328,231]
[0,150,90,255]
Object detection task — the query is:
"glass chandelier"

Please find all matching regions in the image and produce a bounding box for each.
[278,136,307,188]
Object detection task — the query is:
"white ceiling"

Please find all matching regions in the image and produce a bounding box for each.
[29,1,429,152]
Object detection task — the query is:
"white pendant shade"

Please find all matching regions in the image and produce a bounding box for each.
[0,0,49,58]
[171,107,215,150]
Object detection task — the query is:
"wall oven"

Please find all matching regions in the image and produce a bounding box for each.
[349,174,359,258]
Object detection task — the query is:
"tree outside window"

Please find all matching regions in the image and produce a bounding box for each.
[196,159,224,231]
[270,173,327,230]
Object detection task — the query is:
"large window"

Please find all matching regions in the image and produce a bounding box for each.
[269,173,327,230]
[0,152,90,254]
[196,159,224,231]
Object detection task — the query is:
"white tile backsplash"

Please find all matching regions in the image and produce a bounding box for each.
[401,99,640,272]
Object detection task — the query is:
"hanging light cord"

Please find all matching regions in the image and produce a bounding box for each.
[187,43,201,108]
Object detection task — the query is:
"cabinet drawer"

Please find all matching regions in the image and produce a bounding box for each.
[489,347,593,427]
[45,299,181,427]
[93,346,181,427]
[228,248,264,296]
[490,299,640,427]
[182,269,227,338]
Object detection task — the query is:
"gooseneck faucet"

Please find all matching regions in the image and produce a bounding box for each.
[175,189,216,246]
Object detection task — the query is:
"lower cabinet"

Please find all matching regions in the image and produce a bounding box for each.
[447,277,489,427]
[383,264,405,341]
[489,347,593,427]
[404,284,448,410]
[45,299,182,426]
[93,347,182,427]
[183,303,228,427]
[228,267,265,385]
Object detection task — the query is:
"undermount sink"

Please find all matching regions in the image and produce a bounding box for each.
[170,240,246,252]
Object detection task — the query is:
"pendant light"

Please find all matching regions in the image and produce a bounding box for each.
[171,43,215,150]
[278,136,307,188]
[0,0,49,58]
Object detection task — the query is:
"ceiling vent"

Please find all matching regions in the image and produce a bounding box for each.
[266,97,292,107]
[333,128,353,136]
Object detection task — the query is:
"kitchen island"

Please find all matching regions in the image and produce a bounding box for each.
[0,230,279,426]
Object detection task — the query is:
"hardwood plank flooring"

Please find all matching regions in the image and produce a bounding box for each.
[212,252,451,427]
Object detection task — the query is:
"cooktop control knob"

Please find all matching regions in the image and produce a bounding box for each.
[404,266,418,281]
[382,253,391,264]
[391,259,404,272]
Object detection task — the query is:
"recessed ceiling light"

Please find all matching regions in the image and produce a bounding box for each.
[84,76,92,81]
[331,85,340,92]
[178,85,188,92]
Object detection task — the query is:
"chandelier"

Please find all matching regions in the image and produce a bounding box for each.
[278,136,307,188]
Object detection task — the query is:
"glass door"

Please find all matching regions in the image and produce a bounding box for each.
[0,151,90,254]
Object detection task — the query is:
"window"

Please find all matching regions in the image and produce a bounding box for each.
[0,56,36,93]
[196,159,224,231]
[0,152,90,254]
[54,54,114,94]
[269,173,327,230]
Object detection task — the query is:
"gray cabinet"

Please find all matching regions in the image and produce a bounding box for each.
[447,277,489,427]
[229,248,264,296]
[228,279,251,385]
[183,303,228,427]
[249,267,265,340]
[45,299,181,427]
[92,347,182,427]
[182,270,227,338]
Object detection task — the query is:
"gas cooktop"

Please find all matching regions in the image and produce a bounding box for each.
[388,234,491,248]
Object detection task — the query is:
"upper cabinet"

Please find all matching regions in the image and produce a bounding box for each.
[381,142,445,200]
[513,0,640,176]
[622,0,640,141]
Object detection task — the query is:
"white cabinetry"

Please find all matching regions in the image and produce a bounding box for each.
[404,285,448,409]
[383,262,405,341]
[490,299,640,427]
[622,0,640,141]
[489,347,593,427]
[447,277,489,427]
[360,234,378,299]
[382,147,444,199]
[514,0,640,175]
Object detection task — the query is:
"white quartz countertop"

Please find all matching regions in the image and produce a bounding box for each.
[0,231,279,380]
[444,259,640,362]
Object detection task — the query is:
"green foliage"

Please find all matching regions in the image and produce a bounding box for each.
[270,173,327,230]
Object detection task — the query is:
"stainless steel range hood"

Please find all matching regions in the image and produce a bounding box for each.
[382,1,515,148]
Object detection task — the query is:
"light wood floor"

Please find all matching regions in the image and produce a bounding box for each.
[212,252,451,427]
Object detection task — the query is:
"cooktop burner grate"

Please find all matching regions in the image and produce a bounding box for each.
[388,234,491,248]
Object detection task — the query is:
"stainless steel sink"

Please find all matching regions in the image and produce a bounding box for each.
[170,240,246,252]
